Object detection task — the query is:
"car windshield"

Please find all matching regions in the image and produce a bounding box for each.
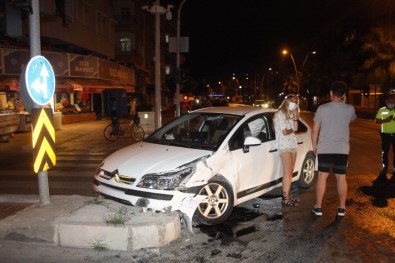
[145,112,242,151]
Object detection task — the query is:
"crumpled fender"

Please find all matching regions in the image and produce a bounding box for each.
[176,148,233,233]
[175,160,212,233]
[184,158,213,188]
[177,195,208,234]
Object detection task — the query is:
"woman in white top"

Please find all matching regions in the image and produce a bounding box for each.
[274,94,300,206]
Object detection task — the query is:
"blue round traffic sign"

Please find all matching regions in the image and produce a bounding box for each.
[25,55,55,106]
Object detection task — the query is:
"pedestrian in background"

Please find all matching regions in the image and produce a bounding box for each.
[311,81,356,217]
[274,94,300,207]
[375,90,395,182]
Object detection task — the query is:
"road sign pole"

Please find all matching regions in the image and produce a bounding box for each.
[38,171,50,205]
[30,0,41,57]
[30,0,50,206]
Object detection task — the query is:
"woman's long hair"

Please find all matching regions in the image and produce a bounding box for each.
[278,94,299,120]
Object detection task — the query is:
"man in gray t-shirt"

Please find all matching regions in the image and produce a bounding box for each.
[311,81,357,217]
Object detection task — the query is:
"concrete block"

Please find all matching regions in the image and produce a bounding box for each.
[58,223,129,251]
[130,224,159,250]
[162,215,181,244]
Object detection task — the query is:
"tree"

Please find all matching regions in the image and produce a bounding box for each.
[361,22,395,90]
[283,75,298,95]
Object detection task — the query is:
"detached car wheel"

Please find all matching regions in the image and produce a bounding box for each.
[193,177,234,225]
[298,152,315,188]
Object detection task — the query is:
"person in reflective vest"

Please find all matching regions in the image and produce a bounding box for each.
[375,90,395,182]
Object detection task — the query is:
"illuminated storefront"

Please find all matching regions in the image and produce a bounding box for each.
[0,48,136,124]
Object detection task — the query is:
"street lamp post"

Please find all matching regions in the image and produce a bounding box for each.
[218,81,225,96]
[282,49,299,95]
[301,50,316,78]
[282,49,316,96]
[232,75,242,101]
[260,67,272,100]
[142,0,173,129]
[176,0,186,117]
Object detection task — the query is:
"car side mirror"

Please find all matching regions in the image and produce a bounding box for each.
[243,136,261,153]
[244,136,261,146]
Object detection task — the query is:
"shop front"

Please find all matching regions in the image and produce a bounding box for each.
[0,48,137,125]
[54,79,98,124]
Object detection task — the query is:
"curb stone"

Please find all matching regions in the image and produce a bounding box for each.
[0,195,181,251]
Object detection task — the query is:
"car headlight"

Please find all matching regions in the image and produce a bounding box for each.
[136,165,195,190]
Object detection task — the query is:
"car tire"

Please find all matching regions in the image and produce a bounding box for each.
[298,152,315,189]
[193,177,234,226]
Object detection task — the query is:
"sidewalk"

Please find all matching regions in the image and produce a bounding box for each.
[0,194,181,251]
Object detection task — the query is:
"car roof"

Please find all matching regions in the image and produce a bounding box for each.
[192,106,277,116]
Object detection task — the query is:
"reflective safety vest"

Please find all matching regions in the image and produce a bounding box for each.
[376,106,395,133]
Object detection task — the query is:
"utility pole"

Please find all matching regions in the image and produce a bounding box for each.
[142,1,173,129]
[30,0,50,206]
[176,0,186,117]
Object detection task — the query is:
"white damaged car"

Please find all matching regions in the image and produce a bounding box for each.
[93,106,315,226]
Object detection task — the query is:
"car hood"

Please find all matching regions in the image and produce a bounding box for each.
[102,142,212,177]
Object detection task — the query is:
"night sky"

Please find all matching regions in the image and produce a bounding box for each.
[179,0,391,82]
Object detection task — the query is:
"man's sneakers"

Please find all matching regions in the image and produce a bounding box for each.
[312,206,346,217]
[312,206,323,216]
[337,208,346,217]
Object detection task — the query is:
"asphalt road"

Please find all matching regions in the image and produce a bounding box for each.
[0,119,138,196]
[0,112,394,262]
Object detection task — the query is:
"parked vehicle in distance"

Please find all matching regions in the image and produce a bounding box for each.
[253,100,274,108]
[93,106,315,225]
[211,99,229,107]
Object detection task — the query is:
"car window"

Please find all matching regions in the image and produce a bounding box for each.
[264,112,276,140]
[145,112,241,151]
[228,124,248,151]
[229,113,275,151]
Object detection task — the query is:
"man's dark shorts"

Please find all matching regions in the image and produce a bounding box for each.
[317,154,348,174]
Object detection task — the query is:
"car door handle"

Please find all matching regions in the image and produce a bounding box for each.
[269,149,277,153]
[298,141,303,145]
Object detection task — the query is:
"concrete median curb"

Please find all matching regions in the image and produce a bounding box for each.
[0,195,181,251]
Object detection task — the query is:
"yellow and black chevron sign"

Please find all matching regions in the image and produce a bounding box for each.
[31,108,56,173]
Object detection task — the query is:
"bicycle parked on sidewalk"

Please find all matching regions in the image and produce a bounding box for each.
[104,114,145,142]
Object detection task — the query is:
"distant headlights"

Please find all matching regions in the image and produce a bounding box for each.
[136,165,195,190]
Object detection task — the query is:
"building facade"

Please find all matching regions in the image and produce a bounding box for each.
[0,0,175,123]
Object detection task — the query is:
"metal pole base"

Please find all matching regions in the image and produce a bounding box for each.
[38,170,51,206]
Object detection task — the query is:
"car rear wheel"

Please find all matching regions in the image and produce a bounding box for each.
[193,177,234,225]
[298,152,315,188]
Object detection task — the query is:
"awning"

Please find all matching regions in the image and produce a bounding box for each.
[56,79,74,93]
[63,78,135,93]
[0,77,136,93]
[0,78,19,91]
